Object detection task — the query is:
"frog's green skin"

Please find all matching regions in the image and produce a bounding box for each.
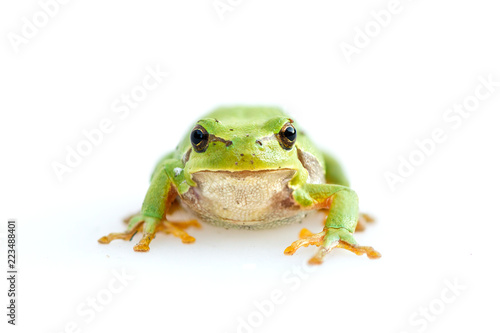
[99,106,380,264]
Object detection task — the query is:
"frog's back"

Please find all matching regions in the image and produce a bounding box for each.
[205,106,287,123]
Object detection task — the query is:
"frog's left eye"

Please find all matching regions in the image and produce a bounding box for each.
[191,125,209,153]
[278,123,297,150]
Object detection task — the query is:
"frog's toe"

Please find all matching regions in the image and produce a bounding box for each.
[133,232,156,252]
[308,246,333,265]
[360,213,375,223]
[98,222,143,244]
[284,230,325,256]
[307,241,380,265]
[355,213,375,232]
[97,231,136,244]
[170,219,201,230]
[298,228,314,239]
[336,241,381,259]
[156,220,200,244]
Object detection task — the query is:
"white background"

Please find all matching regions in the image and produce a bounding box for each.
[1,1,499,332]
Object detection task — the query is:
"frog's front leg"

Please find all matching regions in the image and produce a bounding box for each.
[98,160,196,252]
[285,184,381,264]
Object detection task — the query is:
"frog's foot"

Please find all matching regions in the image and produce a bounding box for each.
[99,215,200,251]
[98,215,161,252]
[285,227,381,265]
[133,219,200,250]
[355,213,375,232]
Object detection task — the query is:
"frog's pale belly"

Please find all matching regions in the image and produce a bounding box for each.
[180,169,306,230]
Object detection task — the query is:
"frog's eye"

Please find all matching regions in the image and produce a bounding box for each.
[278,123,297,150]
[190,125,209,153]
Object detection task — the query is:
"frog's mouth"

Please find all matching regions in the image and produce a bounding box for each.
[192,168,295,178]
[183,169,298,224]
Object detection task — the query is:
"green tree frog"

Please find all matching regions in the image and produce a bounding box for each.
[99,106,381,264]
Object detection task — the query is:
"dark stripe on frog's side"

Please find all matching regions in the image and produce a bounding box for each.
[208,134,232,147]
[182,147,192,164]
[182,135,232,165]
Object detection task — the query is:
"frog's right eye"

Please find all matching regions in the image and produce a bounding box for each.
[190,125,209,153]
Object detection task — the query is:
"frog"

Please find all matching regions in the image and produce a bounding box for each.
[98,106,381,264]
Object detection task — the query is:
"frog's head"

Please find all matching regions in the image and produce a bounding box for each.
[179,106,312,188]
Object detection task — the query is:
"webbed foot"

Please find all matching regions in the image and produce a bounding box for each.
[284,227,381,265]
[98,214,200,252]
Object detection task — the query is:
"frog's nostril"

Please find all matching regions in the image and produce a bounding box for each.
[255,140,263,146]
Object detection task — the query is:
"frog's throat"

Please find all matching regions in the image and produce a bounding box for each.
[180,169,304,228]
